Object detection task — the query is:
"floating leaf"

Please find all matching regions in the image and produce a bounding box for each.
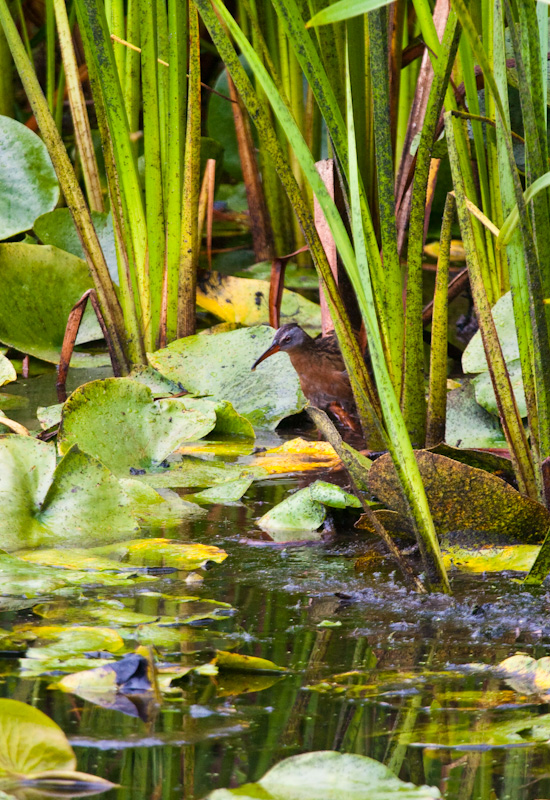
[445,382,507,449]
[368,450,550,543]
[139,457,265,489]
[205,751,441,800]
[250,438,341,474]
[34,208,118,284]
[196,271,321,335]
[0,116,59,239]
[119,480,206,524]
[181,397,255,438]
[149,326,306,429]
[187,477,253,504]
[462,291,518,373]
[89,539,228,570]
[0,244,108,364]
[37,402,63,430]
[214,650,287,673]
[25,626,125,660]
[258,480,360,534]
[441,532,539,573]
[472,359,526,417]
[0,355,15,388]
[59,378,217,474]
[0,437,138,551]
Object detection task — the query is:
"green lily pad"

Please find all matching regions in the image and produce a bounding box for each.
[258,481,360,534]
[214,650,287,673]
[0,437,138,551]
[187,477,253,505]
[462,291,518,373]
[472,358,527,417]
[37,402,63,429]
[139,457,265,489]
[0,243,108,364]
[0,553,72,596]
[14,547,144,573]
[0,699,74,775]
[0,355,15,388]
[182,397,255,438]
[149,326,307,430]
[0,116,59,239]
[205,751,441,800]
[196,271,322,336]
[367,450,550,543]
[89,538,228,570]
[129,365,185,395]
[120,480,206,523]
[58,378,217,474]
[445,382,507,449]
[34,208,118,285]
[25,625,125,660]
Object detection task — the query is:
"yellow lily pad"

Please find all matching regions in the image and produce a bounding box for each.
[251,438,341,474]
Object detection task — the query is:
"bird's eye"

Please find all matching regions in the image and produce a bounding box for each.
[283,336,291,343]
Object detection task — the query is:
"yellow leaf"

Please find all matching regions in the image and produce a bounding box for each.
[250,437,341,474]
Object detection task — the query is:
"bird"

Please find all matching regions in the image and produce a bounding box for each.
[251,323,360,427]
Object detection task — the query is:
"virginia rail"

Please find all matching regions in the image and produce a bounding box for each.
[251,323,359,424]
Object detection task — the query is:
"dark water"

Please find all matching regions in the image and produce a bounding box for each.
[2,369,550,800]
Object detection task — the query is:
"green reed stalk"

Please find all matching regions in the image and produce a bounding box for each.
[123,0,141,156]
[164,0,187,342]
[178,0,201,338]
[53,0,104,212]
[0,24,13,116]
[426,193,453,448]
[139,0,165,349]
[402,9,460,447]
[446,110,538,500]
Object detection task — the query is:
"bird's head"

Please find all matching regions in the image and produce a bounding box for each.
[251,324,311,370]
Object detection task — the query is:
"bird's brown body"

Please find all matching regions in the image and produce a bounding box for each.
[251,323,357,416]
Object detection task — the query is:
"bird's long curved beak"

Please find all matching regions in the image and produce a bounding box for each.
[251,343,281,371]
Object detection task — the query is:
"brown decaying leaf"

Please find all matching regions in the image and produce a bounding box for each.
[367,450,550,543]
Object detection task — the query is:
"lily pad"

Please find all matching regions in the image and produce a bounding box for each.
[139,457,264,489]
[258,480,360,534]
[462,291,518,373]
[445,382,507,449]
[214,650,287,673]
[441,532,540,573]
[0,243,108,364]
[0,436,138,551]
[25,626,125,660]
[181,397,255,438]
[205,751,441,800]
[0,355,15,388]
[187,477,253,505]
[89,538,228,570]
[250,438,342,474]
[37,402,63,429]
[120,480,206,523]
[472,358,527,417]
[0,116,59,239]
[149,326,307,430]
[34,208,118,285]
[58,378,217,474]
[367,450,550,543]
[196,271,322,335]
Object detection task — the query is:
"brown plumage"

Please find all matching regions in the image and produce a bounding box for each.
[251,323,357,415]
